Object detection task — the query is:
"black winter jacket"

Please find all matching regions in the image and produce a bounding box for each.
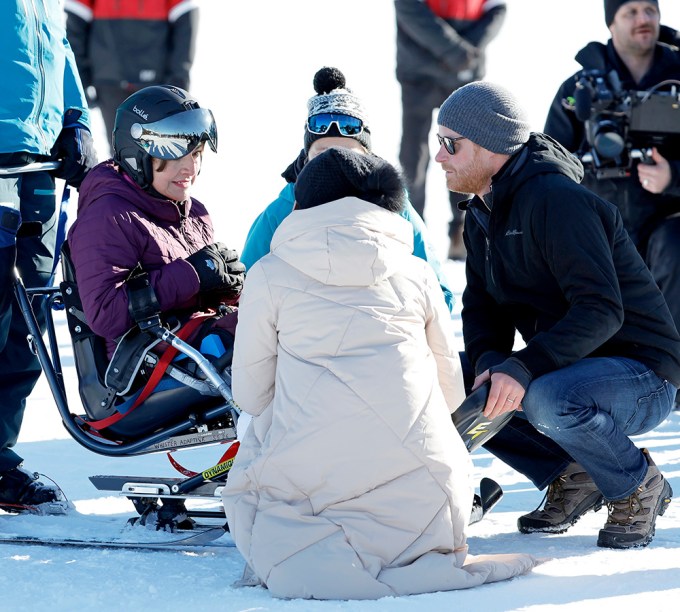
[394,0,506,89]
[544,31,680,249]
[462,133,680,389]
[65,0,198,92]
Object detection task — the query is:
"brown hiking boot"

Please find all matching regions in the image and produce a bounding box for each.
[518,462,604,533]
[597,449,673,549]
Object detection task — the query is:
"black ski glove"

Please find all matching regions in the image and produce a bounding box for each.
[185,242,246,300]
[50,111,98,189]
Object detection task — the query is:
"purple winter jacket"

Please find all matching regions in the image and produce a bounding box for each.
[67,161,213,356]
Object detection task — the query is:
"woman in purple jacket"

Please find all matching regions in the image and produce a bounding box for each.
[68,85,245,358]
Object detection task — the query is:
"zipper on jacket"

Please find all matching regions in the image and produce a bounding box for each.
[28,0,49,151]
[485,236,497,288]
[176,202,187,231]
[467,202,498,290]
[175,201,193,250]
[483,186,496,288]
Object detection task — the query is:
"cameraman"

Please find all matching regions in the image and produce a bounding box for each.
[545,1,680,343]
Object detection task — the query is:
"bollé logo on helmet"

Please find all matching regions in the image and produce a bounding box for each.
[132,105,149,120]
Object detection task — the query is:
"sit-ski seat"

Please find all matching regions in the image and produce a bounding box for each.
[59,242,233,440]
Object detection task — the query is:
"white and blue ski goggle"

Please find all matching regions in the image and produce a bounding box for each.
[307,113,364,136]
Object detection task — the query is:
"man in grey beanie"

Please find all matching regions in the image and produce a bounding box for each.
[436,80,679,549]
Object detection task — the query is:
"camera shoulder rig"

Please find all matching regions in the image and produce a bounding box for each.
[567,44,680,179]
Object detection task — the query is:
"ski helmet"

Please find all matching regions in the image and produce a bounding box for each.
[113,85,218,190]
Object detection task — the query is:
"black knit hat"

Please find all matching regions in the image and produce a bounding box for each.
[303,67,372,154]
[294,148,405,212]
[605,0,658,25]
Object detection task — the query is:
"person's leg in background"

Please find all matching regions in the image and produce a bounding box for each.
[645,216,680,410]
[0,164,66,511]
[95,84,135,156]
[398,81,441,219]
[448,191,469,260]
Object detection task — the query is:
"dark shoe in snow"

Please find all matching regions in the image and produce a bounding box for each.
[597,449,673,549]
[518,462,603,534]
[0,465,69,515]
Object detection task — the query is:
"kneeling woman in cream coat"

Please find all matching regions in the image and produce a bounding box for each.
[222,148,536,600]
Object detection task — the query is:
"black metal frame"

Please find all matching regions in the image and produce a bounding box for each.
[13,273,238,457]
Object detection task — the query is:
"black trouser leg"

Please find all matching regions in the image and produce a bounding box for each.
[0,170,57,472]
[95,84,138,152]
[646,216,680,335]
[398,82,448,219]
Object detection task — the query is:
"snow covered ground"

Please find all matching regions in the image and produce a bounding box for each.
[2,1,680,610]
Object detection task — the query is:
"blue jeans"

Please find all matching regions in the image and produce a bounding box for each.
[520,357,676,500]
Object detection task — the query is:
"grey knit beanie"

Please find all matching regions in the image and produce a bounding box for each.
[605,0,658,26]
[437,81,530,155]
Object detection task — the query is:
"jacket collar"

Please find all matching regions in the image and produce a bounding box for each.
[77,161,192,223]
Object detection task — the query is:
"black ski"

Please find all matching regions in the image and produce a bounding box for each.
[0,525,234,553]
[469,477,504,525]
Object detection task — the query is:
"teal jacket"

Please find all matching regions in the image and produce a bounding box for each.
[0,0,90,155]
[241,182,455,313]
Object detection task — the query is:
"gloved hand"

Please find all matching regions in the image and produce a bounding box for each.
[185,242,246,300]
[50,122,98,189]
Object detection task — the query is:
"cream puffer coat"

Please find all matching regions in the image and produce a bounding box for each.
[222,198,536,599]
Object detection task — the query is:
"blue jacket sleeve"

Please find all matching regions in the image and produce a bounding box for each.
[400,197,455,314]
[241,183,296,270]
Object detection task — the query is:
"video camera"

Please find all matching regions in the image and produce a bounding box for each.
[572,68,680,179]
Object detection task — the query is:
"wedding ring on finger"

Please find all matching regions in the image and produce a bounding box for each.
[643,179,649,187]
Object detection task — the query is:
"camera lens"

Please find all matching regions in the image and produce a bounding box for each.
[593,120,625,158]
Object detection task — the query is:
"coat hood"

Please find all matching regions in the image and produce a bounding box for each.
[270,197,414,287]
[492,132,584,198]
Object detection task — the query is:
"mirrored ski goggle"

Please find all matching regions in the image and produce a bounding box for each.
[130,108,218,160]
[307,113,364,136]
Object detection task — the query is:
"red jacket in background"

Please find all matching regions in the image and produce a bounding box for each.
[64,0,198,91]
[395,0,507,89]
[425,0,487,20]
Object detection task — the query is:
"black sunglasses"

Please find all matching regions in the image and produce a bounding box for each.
[437,134,467,155]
